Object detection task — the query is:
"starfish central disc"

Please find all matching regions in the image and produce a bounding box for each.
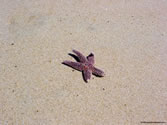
[83,65,89,70]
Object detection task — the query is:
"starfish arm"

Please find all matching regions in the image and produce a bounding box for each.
[87,53,94,64]
[72,49,87,63]
[83,69,92,82]
[62,61,83,71]
[92,67,105,77]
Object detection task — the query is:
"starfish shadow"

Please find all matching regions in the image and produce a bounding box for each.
[68,53,80,62]
[92,73,104,77]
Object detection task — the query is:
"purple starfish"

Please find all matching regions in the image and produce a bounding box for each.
[62,49,105,82]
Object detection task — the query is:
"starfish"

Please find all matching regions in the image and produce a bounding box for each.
[62,49,105,82]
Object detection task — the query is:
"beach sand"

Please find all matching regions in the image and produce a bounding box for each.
[0,0,167,124]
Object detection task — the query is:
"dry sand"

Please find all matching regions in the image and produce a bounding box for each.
[0,0,167,124]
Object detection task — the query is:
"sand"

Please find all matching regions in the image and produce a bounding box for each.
[0,0,167,124]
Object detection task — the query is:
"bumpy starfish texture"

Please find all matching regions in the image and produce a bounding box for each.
[62,49,105,82]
